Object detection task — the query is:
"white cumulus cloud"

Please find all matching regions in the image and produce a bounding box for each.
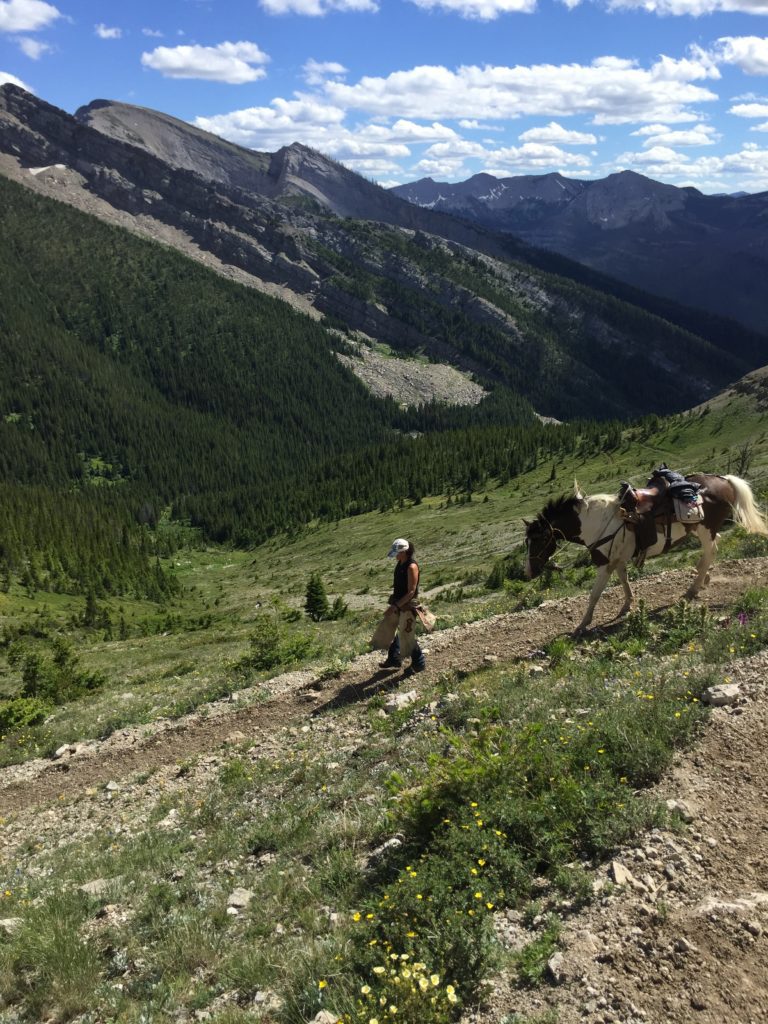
[303,58,348,85]
[750,120,768,129]
[95,23,122,40]
[729,101,768,116]
[322,55,719,125]
[420,136,591,171]
[489,141,592,168]
[341,157,405,174]
[0,68,31,88]
[407,0,536,18]
[17,34,50,58]
[458,118,503,130]
[518,120,597,144]
[630,122,719,146]
[605,0,768,15]
[260,0,377,14]
[616,141,768,191]
[142,41,270,84]
[0,0,59,32]
[195,100,460,162]
[142,28,163,38]
[713,36,768,76]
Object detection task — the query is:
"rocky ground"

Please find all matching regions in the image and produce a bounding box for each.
[1,558,767,1023]
[337,341,486,408]
[466,647,768,1024]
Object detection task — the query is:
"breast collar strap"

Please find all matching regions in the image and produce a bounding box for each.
[585,521,626,566]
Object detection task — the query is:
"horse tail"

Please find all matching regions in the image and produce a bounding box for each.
[724,475,768,536]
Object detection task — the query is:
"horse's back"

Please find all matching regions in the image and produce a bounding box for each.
[686,473,734,504]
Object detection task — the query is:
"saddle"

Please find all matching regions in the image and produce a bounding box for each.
[619,465,704,564]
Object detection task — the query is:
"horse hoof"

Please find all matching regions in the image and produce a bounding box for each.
[619,604,633,618]
[684,588,700,601]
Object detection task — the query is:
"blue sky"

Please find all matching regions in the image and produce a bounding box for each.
[2,0,768,192]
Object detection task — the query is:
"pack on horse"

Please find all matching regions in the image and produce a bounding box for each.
[524,470,768,634]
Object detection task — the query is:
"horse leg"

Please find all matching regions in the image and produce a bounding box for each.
[616,563,634,617]
[685,530,716,599]
[575,565,611,634]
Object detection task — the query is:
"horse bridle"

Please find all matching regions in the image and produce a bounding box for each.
[526,518,574,574]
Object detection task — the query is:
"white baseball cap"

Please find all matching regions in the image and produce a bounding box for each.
[386,538,409,558]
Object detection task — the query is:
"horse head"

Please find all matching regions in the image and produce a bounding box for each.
[524,495,583,579]
[524,516,558,580]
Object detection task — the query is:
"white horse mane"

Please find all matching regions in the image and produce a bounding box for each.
[581,491,619,511]
[573,481,619,513]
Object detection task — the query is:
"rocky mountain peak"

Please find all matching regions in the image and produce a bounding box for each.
[74,97,271,190]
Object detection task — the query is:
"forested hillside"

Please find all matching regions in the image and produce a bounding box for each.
[2,176,614,594]
[4,85,767,431]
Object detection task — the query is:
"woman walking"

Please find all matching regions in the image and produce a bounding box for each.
[379,538,426,676]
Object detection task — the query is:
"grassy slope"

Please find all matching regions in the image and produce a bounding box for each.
[1,380,767,764]
[2,382,768,1023]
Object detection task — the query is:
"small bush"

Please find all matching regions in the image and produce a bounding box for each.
[0,696,52,735]
[235,612,320,674]
[8,637,105,705]
[515,918,561,987]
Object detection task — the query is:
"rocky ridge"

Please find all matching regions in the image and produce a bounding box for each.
[1,84,764,420]
[393,170,768,333]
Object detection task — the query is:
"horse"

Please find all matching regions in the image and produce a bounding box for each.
[524,473,768,634]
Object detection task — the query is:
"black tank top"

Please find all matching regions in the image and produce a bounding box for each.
[393,557,419,601]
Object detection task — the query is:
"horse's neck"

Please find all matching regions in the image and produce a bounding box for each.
[578,499,620,545]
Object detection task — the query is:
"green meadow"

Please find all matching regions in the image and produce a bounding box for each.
[2,384,768,768]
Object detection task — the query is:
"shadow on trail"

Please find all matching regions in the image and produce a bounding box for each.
[569,596,680,643]
[311,668,409,717]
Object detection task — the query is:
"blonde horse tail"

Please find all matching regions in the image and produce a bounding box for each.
[724,475,768,536]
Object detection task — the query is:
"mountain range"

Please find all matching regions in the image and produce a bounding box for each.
[391,171,768,334]
[3,84,768,425]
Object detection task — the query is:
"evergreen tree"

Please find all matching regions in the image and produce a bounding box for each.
[305,573,330,621]
[330,595,348,620]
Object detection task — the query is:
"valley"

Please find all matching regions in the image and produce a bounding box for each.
[2,78,768,1024]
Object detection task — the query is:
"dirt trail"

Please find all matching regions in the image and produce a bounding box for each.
[1,558,766,815]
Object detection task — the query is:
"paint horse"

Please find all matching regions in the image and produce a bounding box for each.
[524,474,767,634]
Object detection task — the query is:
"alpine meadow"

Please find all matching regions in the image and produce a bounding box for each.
[2,15,768,1023]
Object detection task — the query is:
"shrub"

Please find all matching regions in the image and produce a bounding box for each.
[235,612,320,674]
[8,637,106,705]
[0,696,52,735]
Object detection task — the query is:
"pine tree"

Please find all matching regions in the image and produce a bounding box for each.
[304,573,330,622]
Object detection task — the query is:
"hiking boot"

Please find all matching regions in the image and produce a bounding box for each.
[379,658,402,670]
[402,663,426,678]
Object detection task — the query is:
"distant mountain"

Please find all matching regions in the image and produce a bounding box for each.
[392,171,768,333]
[2,83,767,425]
